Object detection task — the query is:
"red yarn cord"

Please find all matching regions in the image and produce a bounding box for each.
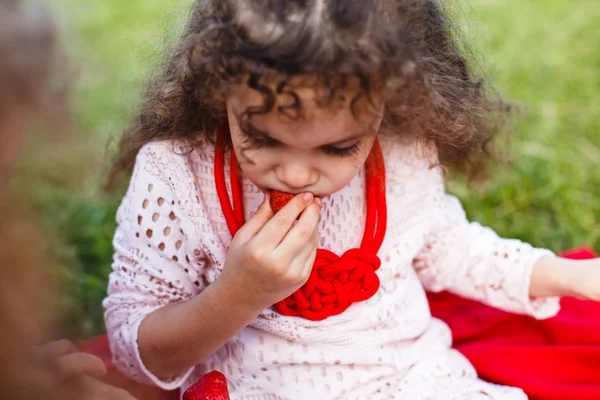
[214,126,240,236]
[214,124,388,320]
[230,150,244,230]
[360,139,386,253]
[370,141,387,252]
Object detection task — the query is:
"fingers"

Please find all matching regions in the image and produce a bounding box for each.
[234,192,274,243]
[270,223,318,293]
[272,200,321,258]
[294,229,319,278]
[300,246,318,282]
[53,352,108,383]
[255,192,316,249]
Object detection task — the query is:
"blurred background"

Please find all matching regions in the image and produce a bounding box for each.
[13,0,599,341]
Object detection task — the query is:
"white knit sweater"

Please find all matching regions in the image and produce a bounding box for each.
[103,135,560,400]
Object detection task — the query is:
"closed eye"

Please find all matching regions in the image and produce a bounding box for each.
[239,128,362,157]
[240,131,280,148]
[322,142,362,157]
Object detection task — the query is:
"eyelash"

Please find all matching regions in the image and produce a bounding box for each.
[323,143,362,157]
[240,130,362,158]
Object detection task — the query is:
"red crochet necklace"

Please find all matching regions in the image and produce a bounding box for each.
[214,124,387,321]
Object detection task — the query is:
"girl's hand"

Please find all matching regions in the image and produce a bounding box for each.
[220,192,322,309]
[566,258,600,301]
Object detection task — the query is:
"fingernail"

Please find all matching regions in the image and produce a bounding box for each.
[314,197,322,207]
[303,192,313,202]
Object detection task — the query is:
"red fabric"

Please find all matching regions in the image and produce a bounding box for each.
[428,247,600,400]
[80,247,600,399]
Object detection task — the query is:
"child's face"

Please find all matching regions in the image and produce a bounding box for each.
[227,82,384,197]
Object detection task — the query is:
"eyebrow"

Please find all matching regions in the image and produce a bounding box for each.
[235,113,371,147]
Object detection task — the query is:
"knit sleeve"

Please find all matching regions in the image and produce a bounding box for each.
[411,168,560,320]
[102,143,208,390]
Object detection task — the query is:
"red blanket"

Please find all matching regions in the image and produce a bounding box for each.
[428,247,600,400]
[80,248,600,399]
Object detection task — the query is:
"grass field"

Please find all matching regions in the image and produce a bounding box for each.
[33,0,600,339]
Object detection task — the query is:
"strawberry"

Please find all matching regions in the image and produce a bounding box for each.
[183,370,230,400]
[269,190,295,213]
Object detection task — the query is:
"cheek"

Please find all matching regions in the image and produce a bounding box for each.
[322,158,363,190]
[228,125,261,169]
[321,137,375,187]
[232,145,274,183]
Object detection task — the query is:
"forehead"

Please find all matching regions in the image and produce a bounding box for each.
[228,80,382,148]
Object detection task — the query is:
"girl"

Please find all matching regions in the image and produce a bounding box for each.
[104,0,600,399]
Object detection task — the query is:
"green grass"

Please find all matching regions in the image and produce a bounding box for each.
[26,0,192,339]
[31,0,599,339]
[448,0,600,251]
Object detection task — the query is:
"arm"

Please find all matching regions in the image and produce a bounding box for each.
[140,191,322,380]
[104,145,257,387]
[104,144,321,389]
[103,145,206,389]
[136,265,265,381]
[413,185,561,319]
[531,255,600,301]
[529,256,570,298]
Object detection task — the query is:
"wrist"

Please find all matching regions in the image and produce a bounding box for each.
[205,272,270,316]
[530,255,573,298]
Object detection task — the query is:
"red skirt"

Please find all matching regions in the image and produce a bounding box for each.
[80,247,600,399]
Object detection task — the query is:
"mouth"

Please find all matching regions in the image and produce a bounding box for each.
[268,189,327,214]
[263,189,328,199]
[251,180,328,199]
[248,178,329,198]
[268,190,295,213]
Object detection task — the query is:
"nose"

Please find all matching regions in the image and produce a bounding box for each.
[275,157,318,191]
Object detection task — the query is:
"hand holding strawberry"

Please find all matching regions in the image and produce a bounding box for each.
[218,191,322,310]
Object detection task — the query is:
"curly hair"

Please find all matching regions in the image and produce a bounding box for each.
[107,0,508,188]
